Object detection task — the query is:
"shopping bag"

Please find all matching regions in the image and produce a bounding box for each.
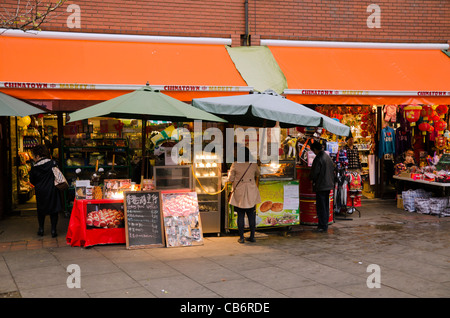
[414,198,430,214]
[441,207,450,217]
[52,166,69,191]
[429,197,448,216]
[402,190,416,212]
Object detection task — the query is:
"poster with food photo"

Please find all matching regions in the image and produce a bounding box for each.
[228,181,300,229]
[161,192,203,247]
[86,202,125,229]
[103,179,131,199]
[256,181,300,227]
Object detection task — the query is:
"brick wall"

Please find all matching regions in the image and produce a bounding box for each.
[1,0,449,45]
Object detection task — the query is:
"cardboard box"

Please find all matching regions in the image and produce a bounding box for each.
[397,194,403,209]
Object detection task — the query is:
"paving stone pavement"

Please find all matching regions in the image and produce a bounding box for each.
[0,198,449,300]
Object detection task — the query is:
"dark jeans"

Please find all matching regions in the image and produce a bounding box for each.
[316,190,330,230]
[235,206,256,239]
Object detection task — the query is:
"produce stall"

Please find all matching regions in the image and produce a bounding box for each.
[226,160,300,230]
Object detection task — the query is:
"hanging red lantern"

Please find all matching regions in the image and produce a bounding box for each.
[404,105,422,126]
[430,112,440,124]
[420,105,433,121]
[434,120,447,135]
[404,105,422,136]
[418,122,430,142]
[418,122,429,132]
[436,105,448,118]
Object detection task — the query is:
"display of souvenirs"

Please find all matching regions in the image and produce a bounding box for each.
[435,153,450,171]
[161,192,203,247]
[17,151,34,202]
[384,105,397,122]
[103,179,131,199]
[348,171,362,190]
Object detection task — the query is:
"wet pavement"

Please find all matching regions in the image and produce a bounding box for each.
[0,198,449,300]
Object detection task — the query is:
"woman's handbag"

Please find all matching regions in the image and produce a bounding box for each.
[228,163,252,203]
[52,166,69,191]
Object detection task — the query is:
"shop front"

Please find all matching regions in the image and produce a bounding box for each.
[0,31,257,248]
[263,40,450,205]
[2,32,450,246]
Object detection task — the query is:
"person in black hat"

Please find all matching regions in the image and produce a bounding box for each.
[309,141,335,232]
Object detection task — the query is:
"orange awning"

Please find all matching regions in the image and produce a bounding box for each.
[268,46,450,105]
[0,35,249,102]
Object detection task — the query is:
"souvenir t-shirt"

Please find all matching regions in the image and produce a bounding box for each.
[378,126,395,158]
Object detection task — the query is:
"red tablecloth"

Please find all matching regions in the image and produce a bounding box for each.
[66,199,126,247]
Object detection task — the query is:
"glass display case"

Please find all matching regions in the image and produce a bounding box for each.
[153,165,192,190]
[62,138,131,213]
[260,160,296,180]
[193,152,221,234]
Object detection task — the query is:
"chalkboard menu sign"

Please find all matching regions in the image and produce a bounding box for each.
[123,191,165,249]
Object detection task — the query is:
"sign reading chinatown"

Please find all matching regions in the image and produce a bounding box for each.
[0,82,251,92]
[1,82,449,97]
[284,88,450,97]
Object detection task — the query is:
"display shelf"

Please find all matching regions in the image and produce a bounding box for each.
[153,165,192,190]
[193,153,221,234]
[61,138,131,213]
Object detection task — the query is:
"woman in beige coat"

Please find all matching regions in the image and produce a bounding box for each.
[228,146,261,243]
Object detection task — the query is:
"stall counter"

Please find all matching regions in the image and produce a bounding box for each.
[393,175,450,196]
[226,160,300,230]
[66,199,126,247]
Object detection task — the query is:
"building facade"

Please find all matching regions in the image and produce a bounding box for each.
[2,0,450,45]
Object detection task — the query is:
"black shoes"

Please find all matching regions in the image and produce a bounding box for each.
[37,228,57,237]
[313,228,328,233]
[238,237,256,243]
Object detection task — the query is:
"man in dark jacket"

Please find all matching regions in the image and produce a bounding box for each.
[309,141,335,232]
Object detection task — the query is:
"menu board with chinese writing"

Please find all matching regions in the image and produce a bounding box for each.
[123,191,164,249]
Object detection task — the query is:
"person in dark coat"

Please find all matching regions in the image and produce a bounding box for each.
[29,145,62,237]
[309,141,335,232]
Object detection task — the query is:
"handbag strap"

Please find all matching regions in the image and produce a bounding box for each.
[230,163,252,195]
